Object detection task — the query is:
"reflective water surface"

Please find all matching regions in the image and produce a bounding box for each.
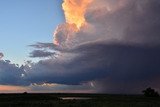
[61,97,91,100]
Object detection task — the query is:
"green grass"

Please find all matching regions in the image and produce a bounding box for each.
[0,93,160,107]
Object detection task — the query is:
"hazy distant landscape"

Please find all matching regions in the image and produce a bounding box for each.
[0,93,160,107]
[1,0,160,107]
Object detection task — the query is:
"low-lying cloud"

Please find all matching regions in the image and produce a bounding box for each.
[0,60,29,86]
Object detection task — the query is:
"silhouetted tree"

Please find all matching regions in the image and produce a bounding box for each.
[142,87,159,97]
[23,92,28,94]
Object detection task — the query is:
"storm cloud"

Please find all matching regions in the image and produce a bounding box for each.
[0,60,29,86]
[27,42,160,93]
[27,0,160,93]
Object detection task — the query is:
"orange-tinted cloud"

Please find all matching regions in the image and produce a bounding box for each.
[53,0,93,46]
[62,0,92,29]
[0,85,29,93]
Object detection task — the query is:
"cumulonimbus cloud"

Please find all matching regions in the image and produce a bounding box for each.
[28,0,160,93]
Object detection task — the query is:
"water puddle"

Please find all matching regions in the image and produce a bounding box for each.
[61,97,91,100]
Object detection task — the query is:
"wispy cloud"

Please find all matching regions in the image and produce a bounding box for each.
[29,50,56,58]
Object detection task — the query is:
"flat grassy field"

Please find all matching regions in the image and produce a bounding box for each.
[0,93,160,107]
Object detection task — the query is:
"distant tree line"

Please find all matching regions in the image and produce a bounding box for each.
[142,87,159,97]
